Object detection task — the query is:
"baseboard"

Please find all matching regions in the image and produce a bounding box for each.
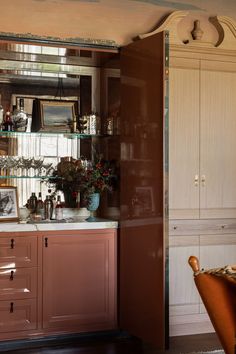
[169,316,215,336]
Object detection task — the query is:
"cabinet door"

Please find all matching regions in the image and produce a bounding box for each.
[169,59,200,219]
[42,231,116,331]
[0,235,37,269]
[120,31,168,349]
[200,61,236,218]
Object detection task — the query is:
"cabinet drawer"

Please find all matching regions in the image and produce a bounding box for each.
[0,236,37,268]
[0,267,37,300]
[0,299,37,332]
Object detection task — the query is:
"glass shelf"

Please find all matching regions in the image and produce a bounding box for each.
[0,131,120,139]
[0,131,109,139]
[0,175,58,179]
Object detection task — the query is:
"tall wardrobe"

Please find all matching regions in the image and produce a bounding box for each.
[166,12,236,336]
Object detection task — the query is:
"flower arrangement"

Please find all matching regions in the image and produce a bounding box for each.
[45,156,118,207]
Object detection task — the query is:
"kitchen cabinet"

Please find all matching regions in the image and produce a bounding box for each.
[42,229,117,332]
[169,57,236,220]
[0,226,117,340]
[168,12,236,335]
[0,233,38,333]
[169,58,200,219]
[169,220,236,336]
[0,28,168,349]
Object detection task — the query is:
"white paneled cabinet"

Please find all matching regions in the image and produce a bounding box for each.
[169,221,236,336]
[200,61,236,218]
[169,48,236,336]
[169,58,236,219]
[169,59,200,219]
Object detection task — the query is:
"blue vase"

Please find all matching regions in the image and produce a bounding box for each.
[86,193,100,221]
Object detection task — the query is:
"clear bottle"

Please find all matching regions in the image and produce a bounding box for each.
[55,195,63,221]
[13,98,27,132]
[36,192,44,219]
[2,109,14,131]
[44,195,53,220]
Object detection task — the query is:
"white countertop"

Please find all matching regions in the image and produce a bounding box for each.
[0,218,119,232]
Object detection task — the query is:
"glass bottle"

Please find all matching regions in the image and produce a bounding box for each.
[36,192,44,219]
[28,192,38,214]
[13,98,27,132]
[55,195,63,221]
[2,109,14,132]
[44,195,53,220]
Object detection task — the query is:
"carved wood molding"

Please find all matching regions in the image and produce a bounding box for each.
[210,15,236,49]
[138,10,188,45]
[138,11,236,52]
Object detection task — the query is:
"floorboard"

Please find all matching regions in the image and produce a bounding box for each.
[2,333,222,354]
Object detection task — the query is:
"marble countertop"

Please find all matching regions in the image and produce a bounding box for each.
[0,218,119,232]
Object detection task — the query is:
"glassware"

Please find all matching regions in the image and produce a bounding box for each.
[2,110,14,132]
[78,115,88,134]
[44,195,53,220]
[55,195,63,220]
[21,157,33,176]
[13,98,28,132]
[32,156,44,176]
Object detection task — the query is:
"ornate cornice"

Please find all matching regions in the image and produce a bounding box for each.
[138,11,188,45]
[210,16,236,49]
[137,11,236,52]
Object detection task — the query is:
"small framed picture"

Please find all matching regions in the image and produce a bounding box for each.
[32,99,79,132]
[0,186,19,222]
[135,186,155,215]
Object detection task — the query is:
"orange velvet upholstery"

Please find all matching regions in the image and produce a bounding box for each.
[188,256,236,354]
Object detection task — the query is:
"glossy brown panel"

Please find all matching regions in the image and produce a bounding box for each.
[120,32,167,349]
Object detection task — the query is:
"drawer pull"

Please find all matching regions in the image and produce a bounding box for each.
[45,237,48,248]
[10,239,15,249]
[10,302,14,313]
[10,271,14,281]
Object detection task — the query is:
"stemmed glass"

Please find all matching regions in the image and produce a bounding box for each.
[32,156,44,177]
[6,156,19,176]
[21,157,33,177]
[41,162,53,176]
[0,156,7,176]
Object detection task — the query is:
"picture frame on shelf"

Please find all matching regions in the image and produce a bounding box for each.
[31,99,79,132]
[135,186,155,215]
[0,186,19,222]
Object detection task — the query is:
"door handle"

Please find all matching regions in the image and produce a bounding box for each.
[194,175,199,186]
[201,175,206,186]
[10,239,15,249]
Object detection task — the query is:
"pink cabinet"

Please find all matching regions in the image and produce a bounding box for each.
[0,233,38,335]
[0,267,37,300]
[0,235,37,269]
[0,299,37,332]
[42,229,117,332]
[0,228,117,340]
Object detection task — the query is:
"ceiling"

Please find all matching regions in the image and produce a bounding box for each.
[0,0,235,46]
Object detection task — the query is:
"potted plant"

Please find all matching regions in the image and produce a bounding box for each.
[45,156,118,213]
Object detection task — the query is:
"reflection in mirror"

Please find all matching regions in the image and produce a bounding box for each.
[0,39,120,209]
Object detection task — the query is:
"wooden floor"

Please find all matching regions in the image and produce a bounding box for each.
[3,332,222,354]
